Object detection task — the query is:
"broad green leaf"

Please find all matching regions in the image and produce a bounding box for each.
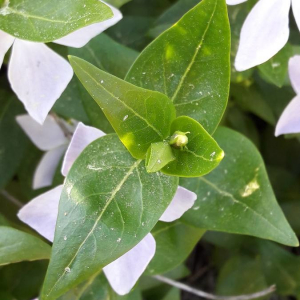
[0,226,51,265]
[217,255,268,297]
[149,0,200,38]
[181,127,298,247]
[146,221,204,275]
[126,0,230,134]
[162,116,224,177]
[0,0,113,42]
[41,134,178,300]
[161,288,180,300]
[258,44,293,88]
[0,91,29,189]
[259,241,300,295]
[145,142,175,173]
[69,56,176,159]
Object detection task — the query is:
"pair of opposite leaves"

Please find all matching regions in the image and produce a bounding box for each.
[69,56,224,178]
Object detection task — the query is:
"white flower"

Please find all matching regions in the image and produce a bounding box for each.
[275,55,300,136]
[0,3,122,124]
[227,0,299,71]
[17,122,197,296]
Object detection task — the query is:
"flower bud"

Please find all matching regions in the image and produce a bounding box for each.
[169,131,189,149]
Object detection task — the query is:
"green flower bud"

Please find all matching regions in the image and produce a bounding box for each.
[169,131,190,150]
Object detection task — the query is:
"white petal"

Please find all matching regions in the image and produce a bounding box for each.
[292,0,300,32]
[275,95,300,136]
[235,0,291,71]
[226,0,248,5]
[33,145,67,189]
[288,55,300,94]
[8,40,73,124]
[54,3,122,48]
[159,186,197,222]
[18,185,63,242]
[103,234,156,295]
[0,30,14,68]
[16,114,68,151]
[61,122,105,176]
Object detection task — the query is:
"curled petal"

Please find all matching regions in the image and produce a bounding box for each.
[54,4,122,48]
[33,145,67,190]
[103,234,156,295]
[16,114,68,151]
[288,55,300,94]
[9,40,73,124]
[18,185,63,242]
[159,186,197,222]
[235,0,290,71]
[61,122,105,176]
[0,30,14,68]
[292,0,300,33]
[226,0,248,5]
[275,95,300,136]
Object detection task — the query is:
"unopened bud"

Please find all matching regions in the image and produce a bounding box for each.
[169,131,190,149]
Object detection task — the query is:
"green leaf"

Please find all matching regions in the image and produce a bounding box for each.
[181,127,298,247]
[41,134,178,300]
[162,116,224,177]
[104,0,131,8]
[146,221,204,275]
[126,0,230,134]
[0,92,29,189]
[259,241,300,295]
[258,44,293,88]
[217,255,268,297]
[0,226,51,266]
[69,56,176,159]
[0,0,113,42]
[145,142,175,173]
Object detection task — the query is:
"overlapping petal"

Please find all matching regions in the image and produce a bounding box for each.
[54,4,122,48]
[103,234,156,295]
[235,0,291,71]
[16,115,68,151]
[9,40,73,124]
[18,185,63,242]
[292,0,300,32]
[61,122,105,176]
[275,95,300,136]
[0,30,14,68]
[288,55,300,95]
[159,186,197,222]
[33,145,67,189]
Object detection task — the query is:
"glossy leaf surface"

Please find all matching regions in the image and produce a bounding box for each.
[69,56,176,159]
[126,0,230,134]
[41,134,178,299]
[162,116,224,177]
[0,0,113,42]
[181,127,298,247]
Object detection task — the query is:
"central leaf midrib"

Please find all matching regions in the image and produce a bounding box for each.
[47,159,142,296]
[73,59,164,139]
[171,0,218,103]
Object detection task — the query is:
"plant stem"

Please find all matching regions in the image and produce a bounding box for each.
[0,190,23,208]
[153,275,276,300]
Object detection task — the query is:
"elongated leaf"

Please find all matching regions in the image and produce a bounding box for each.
[0,0,113,42]
[162,116,224,177]
[105,0,131,8]
[181,127,298,247]
[41,134,178,300]
[146,221,204,275]
[0,226,51,265]
[69,56,176,159]
[126,0,230,134]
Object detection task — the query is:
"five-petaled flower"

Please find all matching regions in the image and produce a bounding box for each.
[227,0,300,71]
[0,2,122,124]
